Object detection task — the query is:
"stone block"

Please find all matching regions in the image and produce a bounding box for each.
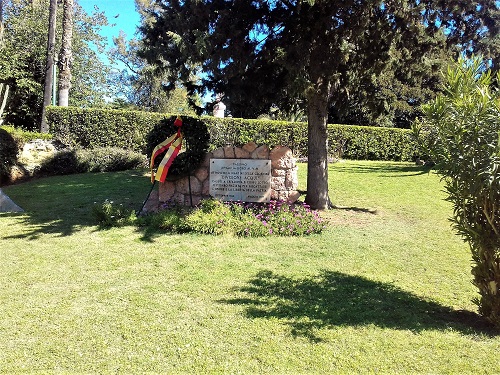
[195,167,209,183]
[159,181,175,202]
[251,145,270,159]
[272,168,286,177]
[185,194,203,207]
[223,146,236,158]
[234,147,251,159]
[285,167,299,189]
[242,142,258,153]
[212,147,225,158]
[171,192,185,205]
[286,190,301,203]
[271,145,295,169]
[177,176,202,195]
[202,179,210,196]
[271,176,286,191]
[271,189,280,200]
[201,152,212,167]
[143,190,159,213]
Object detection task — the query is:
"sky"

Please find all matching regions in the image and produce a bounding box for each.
[78,0,140,43]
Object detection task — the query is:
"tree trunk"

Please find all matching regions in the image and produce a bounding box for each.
[305,75,332,210]
[40,0,58,132]
[0,0,4,45]
[58,0,73,107]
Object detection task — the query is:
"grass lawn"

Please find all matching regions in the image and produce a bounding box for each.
[1,161,499,373]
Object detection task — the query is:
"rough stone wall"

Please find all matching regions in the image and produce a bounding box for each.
[144,142,299,212]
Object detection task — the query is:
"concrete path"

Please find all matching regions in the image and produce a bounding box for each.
[0,188,24,212]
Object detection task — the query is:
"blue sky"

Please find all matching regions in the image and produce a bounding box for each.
[78,0,140,42]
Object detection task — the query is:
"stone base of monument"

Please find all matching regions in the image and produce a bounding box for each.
[145,142,300,212]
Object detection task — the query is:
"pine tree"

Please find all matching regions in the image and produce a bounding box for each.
[140,0,499,209]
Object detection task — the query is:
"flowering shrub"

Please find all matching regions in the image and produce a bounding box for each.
[92,198,326,237]
[185,199,325,237]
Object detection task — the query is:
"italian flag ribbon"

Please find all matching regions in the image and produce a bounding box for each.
[150,117,184,183]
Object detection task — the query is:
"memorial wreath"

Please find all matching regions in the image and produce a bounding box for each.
[147,116,210,181]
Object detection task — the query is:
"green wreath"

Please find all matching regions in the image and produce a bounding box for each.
[146,116,210,178]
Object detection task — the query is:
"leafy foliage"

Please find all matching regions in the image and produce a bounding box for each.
[156,199,326,237]
[47,107,419,161]
[47,106,165,152]
[92,199,136,228]
[139,0,499,209]
[0,127,18,184]
[0,1,113,129]
[36,147,146,176]
[146,116,210,177]
[421,57,500,327]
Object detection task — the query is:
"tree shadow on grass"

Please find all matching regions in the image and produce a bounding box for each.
[221,270,497,341]
[333,163,433,177]
[0,171,150,239]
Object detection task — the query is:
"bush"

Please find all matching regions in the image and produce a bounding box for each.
[421,57,500,328]
[92,199,136,228]
[36,147,147,176]
[184,199,325,237]
[47,107,420,162]
[0,127,19,184]
[47,106,165,152]
[1,125,53,143]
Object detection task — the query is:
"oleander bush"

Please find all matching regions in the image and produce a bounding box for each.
[420,57,500,328]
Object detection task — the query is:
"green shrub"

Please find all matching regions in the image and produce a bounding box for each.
[139,209,188,232]
[185,199,237,235]
[421,57,500,328]
[92,199,137,228]
[0,128,19,184]
[47,106,420,162]
[36,147,147,176]
[47,106,165,152]
[1,125,53,143]
[184,199,325,237]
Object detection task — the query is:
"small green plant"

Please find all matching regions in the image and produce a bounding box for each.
[138,202,188,232]
[185,199,325,237]
[92,199,136,228]
[185,199,236,235]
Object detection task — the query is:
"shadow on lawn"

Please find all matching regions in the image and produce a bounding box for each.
[1,171,149,239]
[333,163,433,177]
[221,270,497,341]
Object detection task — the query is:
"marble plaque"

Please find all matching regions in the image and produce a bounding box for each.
[209,159,271,202]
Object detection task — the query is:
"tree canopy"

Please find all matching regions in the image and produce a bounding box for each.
[140,0,499,209]
[0,0,114,129]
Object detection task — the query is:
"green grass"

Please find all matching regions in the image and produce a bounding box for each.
[1,161,498,374]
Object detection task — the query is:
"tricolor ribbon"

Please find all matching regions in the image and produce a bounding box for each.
[150,117,184,183]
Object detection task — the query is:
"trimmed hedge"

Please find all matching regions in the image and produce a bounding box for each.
[47,107,418,162]
[47,106,165,152]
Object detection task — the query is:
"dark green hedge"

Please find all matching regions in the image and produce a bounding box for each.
[47,107,418,162]
[47,106,165,152]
